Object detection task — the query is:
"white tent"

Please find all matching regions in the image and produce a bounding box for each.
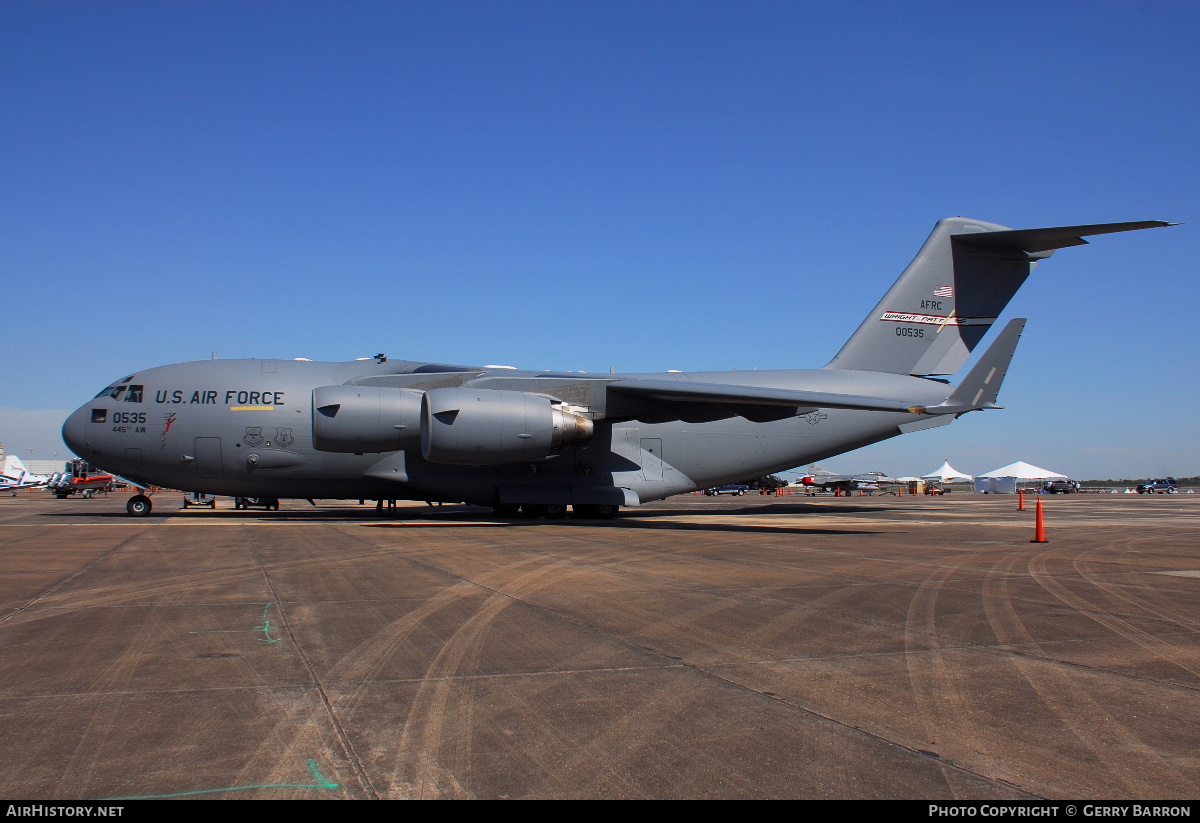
[920,460,973,482]
[977,461,1067,480]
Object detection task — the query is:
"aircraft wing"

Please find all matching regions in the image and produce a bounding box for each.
[607,379,927,414]
[0,477,47,492]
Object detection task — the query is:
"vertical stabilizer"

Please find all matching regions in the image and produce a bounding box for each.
[826,217,1173,376]
[826,217,1023,375]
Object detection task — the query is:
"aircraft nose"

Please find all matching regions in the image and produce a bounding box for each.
[62,406,91,457]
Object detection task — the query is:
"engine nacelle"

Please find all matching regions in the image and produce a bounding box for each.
[312,385,423,453]
[421,387,593,465]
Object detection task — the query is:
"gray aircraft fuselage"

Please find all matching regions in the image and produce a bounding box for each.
[60,217,1173,516]
[62,359,947,506]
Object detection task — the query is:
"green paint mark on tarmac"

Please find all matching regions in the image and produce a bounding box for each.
[257,602,280,643]
[188,603,279,643]
[99,758,339,799]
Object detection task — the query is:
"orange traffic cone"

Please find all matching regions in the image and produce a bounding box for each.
[1030,497,1048,543]
[1018,488,1026,511]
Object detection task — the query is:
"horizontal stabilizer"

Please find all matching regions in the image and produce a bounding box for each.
[953,221,1176,255]
[608,378,925,414]
[922,318,1026,415]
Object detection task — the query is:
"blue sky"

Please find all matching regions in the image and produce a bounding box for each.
[2,0,1196,479]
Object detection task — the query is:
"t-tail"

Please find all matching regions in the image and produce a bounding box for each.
[826,218,1174,376]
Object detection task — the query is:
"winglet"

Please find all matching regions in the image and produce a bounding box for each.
[919,318,1027,415]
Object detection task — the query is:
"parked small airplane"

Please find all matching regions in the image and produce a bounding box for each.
[60,217,1174,517]
[0,455,50,494]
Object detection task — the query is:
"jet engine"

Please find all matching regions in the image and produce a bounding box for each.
[311,385,423,453]
[421,387,593,465]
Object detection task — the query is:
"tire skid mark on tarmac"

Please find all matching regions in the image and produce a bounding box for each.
[326,525,669,797]
[1016,547,1200,795]
[0,527,156,627]
[1071,542,1200,635]
[344,526,918,797]
[1029,548,1200,681]
[41,522,356,799]
[981,552,1164,797]
[314,525,565,796]
[344,525,1007,797]
[235,523,372,799]
[903,550,1014,798]
[418,528,695,799]
[387,555,599,797]
[0,540,395,629]
[55,603,176,796]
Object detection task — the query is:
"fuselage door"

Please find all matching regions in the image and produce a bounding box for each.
[194,437,224,479]
[640,438,663,480]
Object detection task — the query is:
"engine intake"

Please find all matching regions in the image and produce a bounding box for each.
[421,387,593,465]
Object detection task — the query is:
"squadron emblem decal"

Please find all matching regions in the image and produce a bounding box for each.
[244,427,264,447]
[160,412,176,448]
[275,428,295,448]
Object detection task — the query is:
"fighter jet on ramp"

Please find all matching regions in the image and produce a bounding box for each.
[61,217,1174,517]
[798,468,897,495]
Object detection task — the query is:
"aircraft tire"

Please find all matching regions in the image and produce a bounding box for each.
[127,495,152,517]
[270,498,280,511]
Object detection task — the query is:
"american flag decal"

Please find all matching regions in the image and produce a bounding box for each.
[933,285,953,298]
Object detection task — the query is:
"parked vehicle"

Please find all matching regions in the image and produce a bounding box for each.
[1137,478,1178,494]
[46,459,115,499]
[182,492,217,508]
[1043,480,1078,494]
[705,484,749,496]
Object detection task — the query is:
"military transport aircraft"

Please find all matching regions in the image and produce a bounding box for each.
[61,217,1173,518]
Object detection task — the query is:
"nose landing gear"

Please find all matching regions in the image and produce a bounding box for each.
[126,495,153,517]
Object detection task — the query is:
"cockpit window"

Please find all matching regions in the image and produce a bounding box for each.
[95,386,114,398]
[109,385,126,401]
[124,385,144,403]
